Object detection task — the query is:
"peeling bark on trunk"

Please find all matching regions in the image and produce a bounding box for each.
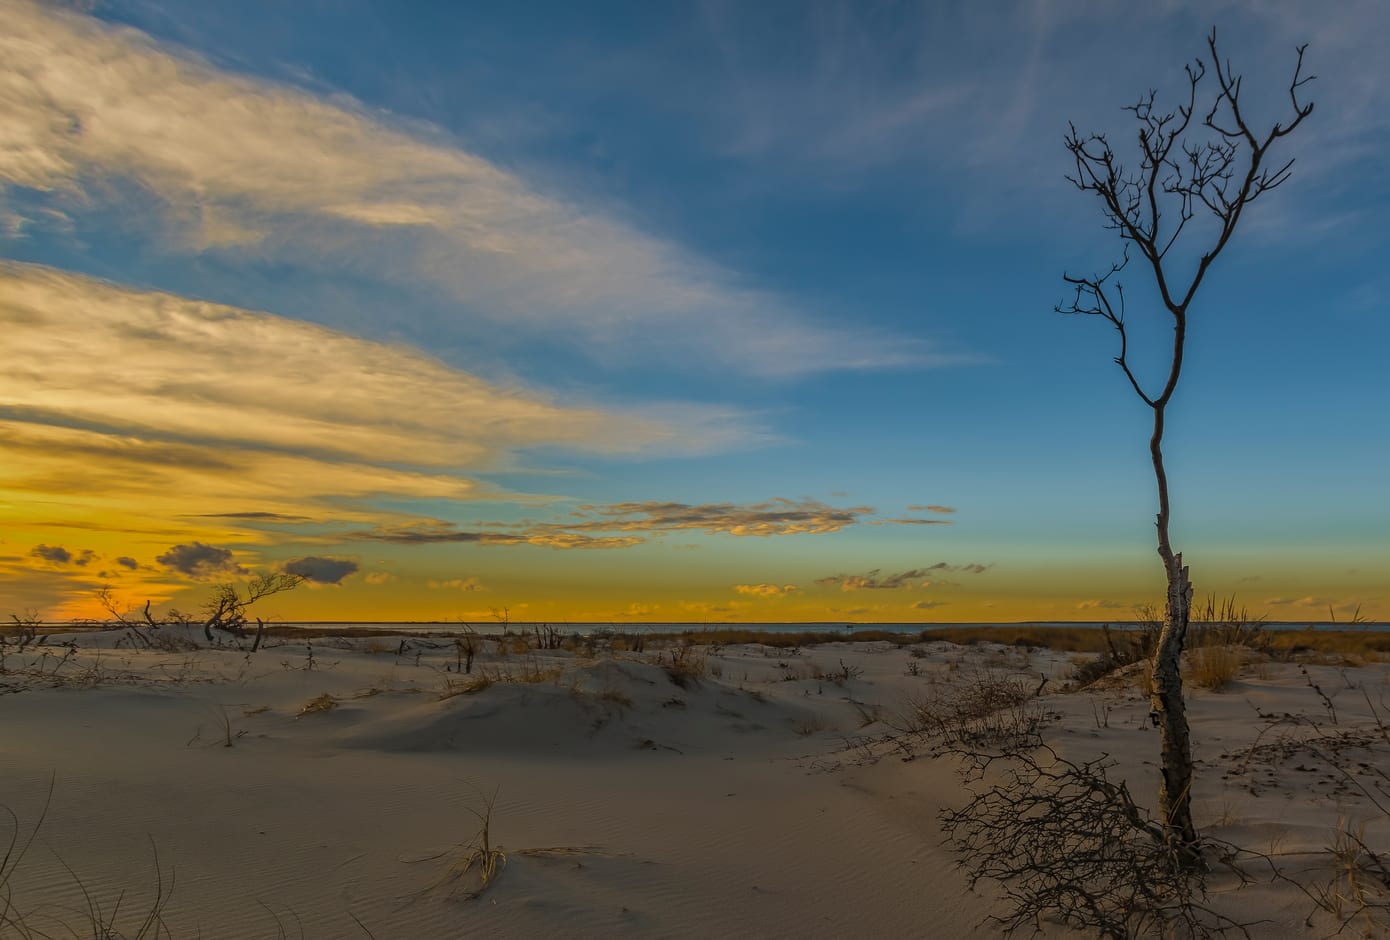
[1151,553,1200,865]
[1148,403,1203,867]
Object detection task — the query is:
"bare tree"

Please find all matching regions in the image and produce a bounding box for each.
[201,572,303,648]
[1059,29,1314,862]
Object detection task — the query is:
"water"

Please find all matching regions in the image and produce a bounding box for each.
[216,619,1382,636]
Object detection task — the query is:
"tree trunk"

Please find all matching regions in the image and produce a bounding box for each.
[1151,554,1200,864]
[1147,401,1202,866]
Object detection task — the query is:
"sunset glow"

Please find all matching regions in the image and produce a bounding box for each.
[3,0,1385,625]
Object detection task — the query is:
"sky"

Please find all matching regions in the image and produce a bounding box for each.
[2,0,1386,625]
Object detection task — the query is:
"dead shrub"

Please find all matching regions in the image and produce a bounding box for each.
[902,669,1045,751]
[662,645,707,688]
[942,746,1250,937]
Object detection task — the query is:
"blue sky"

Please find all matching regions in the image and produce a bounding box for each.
[2,0,1386,622]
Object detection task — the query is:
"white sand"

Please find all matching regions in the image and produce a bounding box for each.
[3,628,1388,937]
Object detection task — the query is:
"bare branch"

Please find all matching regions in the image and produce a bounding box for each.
[1058,254,1157,408]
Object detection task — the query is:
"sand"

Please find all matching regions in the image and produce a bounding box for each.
[3,627,1388,937]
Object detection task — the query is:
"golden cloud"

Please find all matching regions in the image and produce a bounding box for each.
[1,262,677,470]
[733,583,799,597]
[427,577,483,592]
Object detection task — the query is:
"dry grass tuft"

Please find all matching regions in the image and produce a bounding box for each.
[437,657,564,700]
[421,785,508,900]
[792,715,832,736]
[438,673,493,700]
[594,687,633,709]
[1190,645,1242,690]
[298,692,337,715]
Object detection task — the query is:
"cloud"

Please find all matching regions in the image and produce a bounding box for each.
[29,544,72,565]
[363,571,396,585]
[906,505,956,513]
[1266,596,1333,609]
[910,600,949,610]
[156,542,245,579]
[115,556,139,569]
[283,556,359,585]
[816,562,990,591]
[0,1,942,376]
[0,263,729,471]
[555,498,873,537]
[700,4,1388,197]
[1076,599,1126,610]
[428,577,482,591]
[350,524,642,550]
[0,263,770,560]
[27,544,97,568]
[934,562,992,575]
[679,601,736,614]
[733,583,798,597]
[880,518,953,526]
[816,568,935,591]
[349,497,877,550]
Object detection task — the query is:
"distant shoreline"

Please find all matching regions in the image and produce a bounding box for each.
[13,619,1377,632]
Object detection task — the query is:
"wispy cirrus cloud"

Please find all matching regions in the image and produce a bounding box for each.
[695,1,1388,237]
[1,262,725,472]
[0,0,940,376]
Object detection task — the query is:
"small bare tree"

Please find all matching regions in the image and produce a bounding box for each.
[1059,29,1313,861]
[201,572,303,648]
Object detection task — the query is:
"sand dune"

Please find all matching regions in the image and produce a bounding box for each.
[3,627,1388,937]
